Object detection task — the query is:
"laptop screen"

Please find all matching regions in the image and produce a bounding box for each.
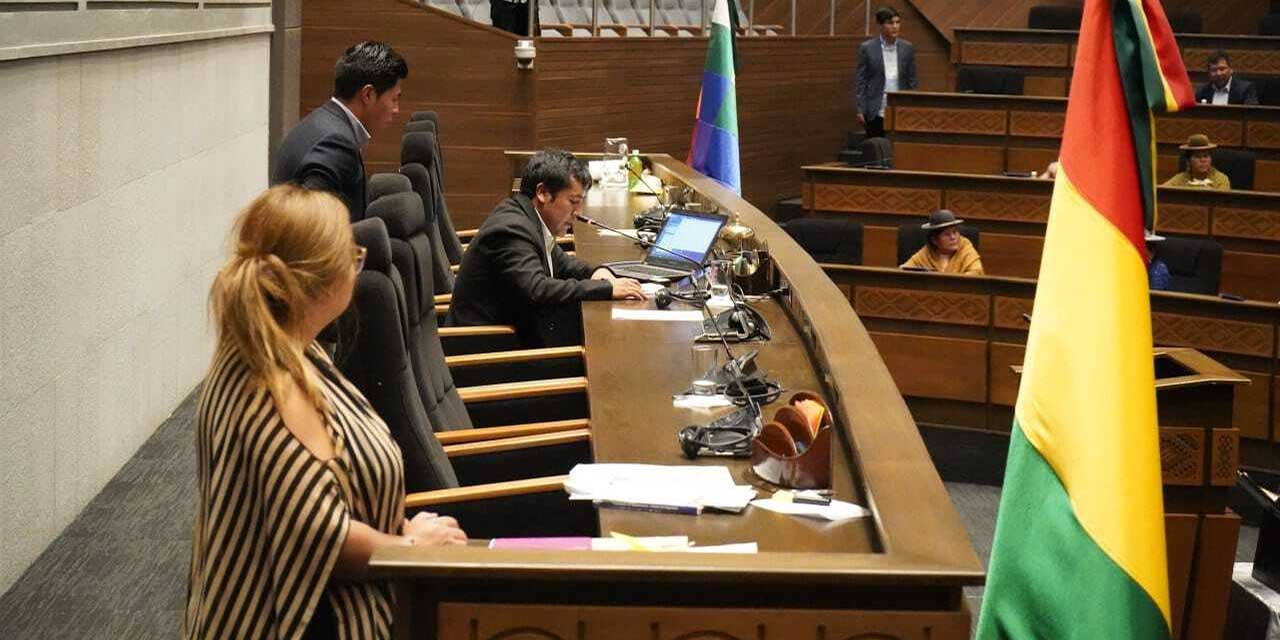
[648,210,728,268]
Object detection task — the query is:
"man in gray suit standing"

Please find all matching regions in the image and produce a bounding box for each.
[855,7,918,139]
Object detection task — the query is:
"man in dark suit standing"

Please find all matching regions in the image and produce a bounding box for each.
[272,41,408,222]
[854,7,918,139]
[1195,50,1259,106]
[448,150,645,347]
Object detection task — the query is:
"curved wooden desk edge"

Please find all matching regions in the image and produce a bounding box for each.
[650,155,984,582]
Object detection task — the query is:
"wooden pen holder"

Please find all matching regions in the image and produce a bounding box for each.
[751,391,833,490]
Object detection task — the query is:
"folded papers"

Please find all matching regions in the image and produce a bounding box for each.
[565,464,757,513]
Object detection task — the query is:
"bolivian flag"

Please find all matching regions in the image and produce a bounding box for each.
[975,0,1193,638]
[687,0,741,193]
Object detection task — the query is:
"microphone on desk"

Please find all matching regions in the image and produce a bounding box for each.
[574,212,769,411]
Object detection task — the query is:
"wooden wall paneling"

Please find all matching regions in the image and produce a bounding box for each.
[1233,371,1274,441]
[992,296,1032,330]
[893,106,1007,135]
[1182,512,1242,640]
[812,183,940,214]
[864,225,898,267]
[989,342,1024,407]
[1258,160,1280,193]
[438,601,971,640]
[1162,0,1270,35]
[854,286,990,326]
[975,232,1042,279]
[944,190,1050,224]
[1220,250,1280,302]
[1006,147,1059,174]
[895,142,1005,174]
[1165,513,1199,640]
[1156,116,1244,147]
[1214,207,1280,242]
[1158,203,1210,235]
[1152,311,1276,359]
[1275,375,1280,443]
[1022,75,1067,97]
[868,331,988,402]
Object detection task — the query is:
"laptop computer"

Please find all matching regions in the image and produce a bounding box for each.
[604,210,728,282]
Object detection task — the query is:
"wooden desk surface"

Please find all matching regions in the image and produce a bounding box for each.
[371,155,983,592]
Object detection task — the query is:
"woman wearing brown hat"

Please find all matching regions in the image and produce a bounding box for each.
[1162,134,1231,190]
[900,209,985,275]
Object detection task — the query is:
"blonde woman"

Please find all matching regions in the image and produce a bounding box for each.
[184,185,466,640]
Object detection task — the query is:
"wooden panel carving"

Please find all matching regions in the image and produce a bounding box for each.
[1152,312,1274,358]
[812,184,939,215]
[1212,207,1280,242]
[961,42,1069,68]
[1183,48,1280,76]
[437,602,971,640]
[1248,121,1280,150]
[895,142,1006,174]
[993,296,1033,330]
[1155,204,1208,235]
[1160,427,1205,486]
[893,107,1007,135]
[1008,111,1065,139]
[1022,75,1067,98]
[1155,117,1243,147]
[854,287,990,326]
[868,331,988,403]
[946,190,1050,223]
[1211,428,1239,486]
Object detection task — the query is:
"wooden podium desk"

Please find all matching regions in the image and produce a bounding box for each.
[880,91,1280,192]
[370,155,983,639]
[801,164,1280,301]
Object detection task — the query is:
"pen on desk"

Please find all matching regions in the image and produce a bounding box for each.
[793,494,831,506]
[595,500,702,515]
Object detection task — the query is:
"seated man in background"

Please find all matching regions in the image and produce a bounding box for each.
[272,41,407,221]
[1162,134,1231,190]
[1195,51,1258,106]
[448,150,646,347]
[900,209,984,275]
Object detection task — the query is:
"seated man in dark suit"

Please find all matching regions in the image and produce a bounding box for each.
[447,150,646,347]
[1195,50,1258,106]
[272,41,407,221]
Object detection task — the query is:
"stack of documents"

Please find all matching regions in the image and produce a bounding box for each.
[565,464,757,514]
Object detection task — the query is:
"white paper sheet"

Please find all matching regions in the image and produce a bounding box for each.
[750,498,871,522]
[611,308,704,322]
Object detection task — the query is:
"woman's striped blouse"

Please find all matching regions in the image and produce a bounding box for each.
[183,342,406,639]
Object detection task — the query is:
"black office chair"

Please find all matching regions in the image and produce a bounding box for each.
[400,132,456,295]
[403,121,467,268]
[1178,148,1256,191]
[1028,5,1082,30]
[1255,77,1280,107]
[1154,236,1223,295]
[345,218,596,538]
[1261,13,1280,36]
[783,218,863,265]
[956,66,1026,96]
[366,172,412,205]
[896,224,981,266]
[1165,10,1202,33]
[365,192,587,432]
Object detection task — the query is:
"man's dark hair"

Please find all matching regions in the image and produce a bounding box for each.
[333,41,408,100]
[875,6,900,25]
[519,150,592,199]
[1206,50,1231,67]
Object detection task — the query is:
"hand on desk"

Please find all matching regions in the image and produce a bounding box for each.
[610,278,647,300]
[404,511,468,546]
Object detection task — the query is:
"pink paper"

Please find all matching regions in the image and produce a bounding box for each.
[488,537,592,550]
